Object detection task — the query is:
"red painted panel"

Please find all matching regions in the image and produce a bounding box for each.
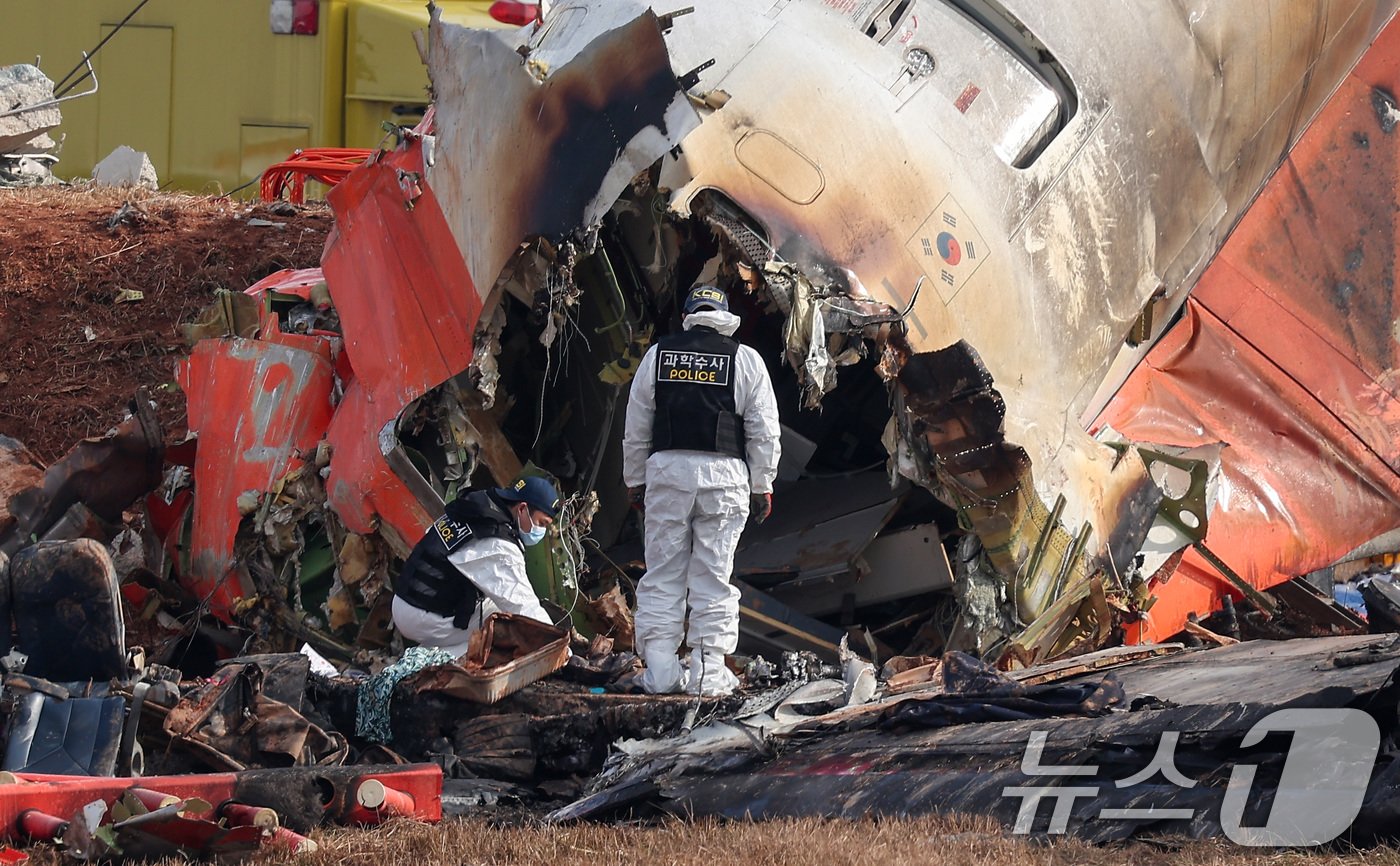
[1101,16,1400,642]
[1109,302,1400,640]
[177,339,335,619]
[319,138,483,544]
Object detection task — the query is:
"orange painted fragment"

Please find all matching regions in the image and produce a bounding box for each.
[1102,15,1400,641]
[319,134,484,547]
[176,339,335,619]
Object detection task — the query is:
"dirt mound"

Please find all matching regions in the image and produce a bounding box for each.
[0,186,331,463]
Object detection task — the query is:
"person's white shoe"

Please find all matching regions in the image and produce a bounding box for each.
[639,646,684,694]
[684,649,739,696]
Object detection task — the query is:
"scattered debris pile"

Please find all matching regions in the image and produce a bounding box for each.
[0,763,441,860]
[0,40,168,192]
[0,409,1392,850]
[550,635,1400,847]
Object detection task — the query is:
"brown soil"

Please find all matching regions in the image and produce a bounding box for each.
[0,185,331,464]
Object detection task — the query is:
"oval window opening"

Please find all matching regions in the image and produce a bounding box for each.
[734,129,825,205]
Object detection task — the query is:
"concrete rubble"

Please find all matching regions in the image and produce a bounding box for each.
[7,0,1400,858]
[0,64,59,152]
[92,146,159,191]
[0,63,61,187]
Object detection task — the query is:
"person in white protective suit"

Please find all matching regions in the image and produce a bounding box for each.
[622,284,781,695]
[391,476,560,658]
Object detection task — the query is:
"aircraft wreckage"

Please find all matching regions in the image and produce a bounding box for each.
[155,0,1399,666]
[6,0,1400,851]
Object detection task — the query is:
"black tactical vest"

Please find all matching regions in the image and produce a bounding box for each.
[394,491,522,625]
[651,327,745,459]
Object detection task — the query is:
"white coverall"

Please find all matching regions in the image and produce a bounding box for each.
[391,536,551,659]
[622,309,781,695]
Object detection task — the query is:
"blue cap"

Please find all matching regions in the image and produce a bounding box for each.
[495,476,562,518]
[683,285,729,314]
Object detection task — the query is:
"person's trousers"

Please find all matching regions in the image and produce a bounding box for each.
[634,470,748,692]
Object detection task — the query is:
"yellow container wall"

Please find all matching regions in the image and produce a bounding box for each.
[345,0,500,148]
[0,1,501,193]
[0,0,350,193]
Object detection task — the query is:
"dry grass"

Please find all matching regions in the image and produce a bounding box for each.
[2,183,262,215]
[13,816,1400,866]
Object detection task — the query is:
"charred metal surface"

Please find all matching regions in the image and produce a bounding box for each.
[0,394,162,557]
[448,714,536,782]
[426,4,699,301]
[566,636,1400,841]
[522,24,693,243]
[394,686,696,780]
[221,654,312,711]
[1363,579,1400,632]
[1270,577,1368,637]
[887,341,1130,663]
[38,390,163,533]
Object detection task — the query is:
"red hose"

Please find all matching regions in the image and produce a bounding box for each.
[259,148,373,203]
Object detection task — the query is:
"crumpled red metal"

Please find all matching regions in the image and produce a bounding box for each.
[1100,15,1400,641]
[319,131,484,550]
[176,339,335,618]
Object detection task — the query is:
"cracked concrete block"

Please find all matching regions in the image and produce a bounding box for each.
[12,131,58,155]
[0,64,60,154]
[93,145,159,190]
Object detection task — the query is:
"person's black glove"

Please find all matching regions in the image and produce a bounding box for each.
[628,485,646,513]
[750,492,772,524]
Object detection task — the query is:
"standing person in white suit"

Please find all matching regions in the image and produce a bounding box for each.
[621,285,781,695]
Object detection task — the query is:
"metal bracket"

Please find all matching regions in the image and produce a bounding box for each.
[118,681,151,778]
[1193,540,1279,616]
[1107,444,1210,542]
[678,59,715,91]
[656,6,694,33]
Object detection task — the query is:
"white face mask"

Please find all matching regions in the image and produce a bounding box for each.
[518,507,547,546]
